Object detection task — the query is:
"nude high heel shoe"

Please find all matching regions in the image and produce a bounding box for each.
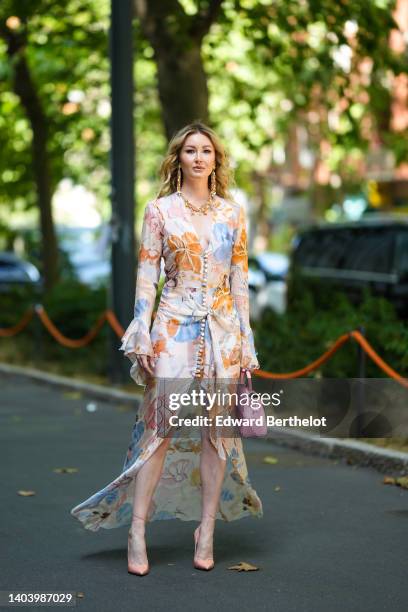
[128,515,149,576]
[193,514,216,571]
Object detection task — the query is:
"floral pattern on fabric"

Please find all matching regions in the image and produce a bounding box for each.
[70,192,262,531]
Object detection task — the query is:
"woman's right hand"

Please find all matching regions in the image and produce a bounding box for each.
[136,354,156,377]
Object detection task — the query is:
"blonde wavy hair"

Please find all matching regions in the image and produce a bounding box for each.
[157,121,235,200]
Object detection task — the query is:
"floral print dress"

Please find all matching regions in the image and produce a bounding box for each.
[70,192,263,531]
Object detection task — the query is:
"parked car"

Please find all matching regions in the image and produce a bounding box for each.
[248,252,289,319]
[288,215,408,318]
[57,225,110,287]
[10,225,111,288]
[0,251,42,292]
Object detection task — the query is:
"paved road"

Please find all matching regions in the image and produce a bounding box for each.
[1,375,407,612]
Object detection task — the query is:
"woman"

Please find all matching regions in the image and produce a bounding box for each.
[70,121,263,575]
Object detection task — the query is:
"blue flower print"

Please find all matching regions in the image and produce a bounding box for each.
[173,319,200,342]
[134,298,149,318]
[106,489,119,505]
[132,420,145,444]
[221,489,234,502]
[123,445,142,471]
[213,223,233,262]
[230,446,239,458]
[116,502,133,525]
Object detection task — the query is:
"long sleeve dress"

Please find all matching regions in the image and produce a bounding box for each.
[70,192,263,531]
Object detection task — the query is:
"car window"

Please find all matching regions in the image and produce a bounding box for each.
[294,230,347,268]
[0,260,16,270]
[292,232,319,266]
[395,229,408,278]
[342,228,395,274]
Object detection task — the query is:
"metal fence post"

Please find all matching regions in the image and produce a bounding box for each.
[33,303,44,365]
[355,325,366,437]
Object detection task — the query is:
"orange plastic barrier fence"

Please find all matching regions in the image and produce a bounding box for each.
[1,306,408,389]
[0,307,34,337]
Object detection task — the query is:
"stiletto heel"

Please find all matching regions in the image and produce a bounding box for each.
[193,514,216,571]
[128,514,149,576]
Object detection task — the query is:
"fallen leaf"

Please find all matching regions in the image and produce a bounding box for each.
[17,490,36,496]
[63,391,82,400]
[228,561,259,572]
[263,456,278,465]
[396,476,408,489]
[383,476,408,489]
[53,467,78,474]
[274,485,281,492]
[76,592,84,599]
[383,476,395,485]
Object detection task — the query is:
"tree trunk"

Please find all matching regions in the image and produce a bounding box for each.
[1,25,59,291]
[251,170,269,250]
[134,0,223,140]
[155,42,209,139]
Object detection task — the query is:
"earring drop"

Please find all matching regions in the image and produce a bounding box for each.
[210,168,216,197]
[177,164,182,195]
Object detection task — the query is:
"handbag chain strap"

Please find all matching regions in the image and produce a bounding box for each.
[239,368,253,392]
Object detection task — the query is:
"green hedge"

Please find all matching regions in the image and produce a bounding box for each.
[0,280,109,377]
[254,276,408,378]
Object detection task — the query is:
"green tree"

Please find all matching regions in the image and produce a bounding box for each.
[0,0,109,289]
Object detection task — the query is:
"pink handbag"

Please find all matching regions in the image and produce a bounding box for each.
[237,369,267,437]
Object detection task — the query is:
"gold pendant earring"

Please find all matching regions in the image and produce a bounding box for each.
[177,164,182,194]
[210,168,216,197]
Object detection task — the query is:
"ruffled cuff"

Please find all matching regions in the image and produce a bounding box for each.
[118,318,154,387]
[240,328,260,371]
[119,317,154,358]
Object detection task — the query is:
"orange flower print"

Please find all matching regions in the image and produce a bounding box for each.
[139,244,161,263]
[222,345,240,370]
[213,285,233,314]
[231,226,248,272]
[166,318,180,336]
[167,232,201,273]
[152,337,167,356]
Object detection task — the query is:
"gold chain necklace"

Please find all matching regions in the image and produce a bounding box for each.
[179,191,215,215]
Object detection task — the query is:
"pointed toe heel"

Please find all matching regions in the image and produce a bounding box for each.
[127,563,150,576]
[128,514,149,576]
[193,524,215,571]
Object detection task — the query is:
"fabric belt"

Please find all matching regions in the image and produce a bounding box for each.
[157,291,238,378]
